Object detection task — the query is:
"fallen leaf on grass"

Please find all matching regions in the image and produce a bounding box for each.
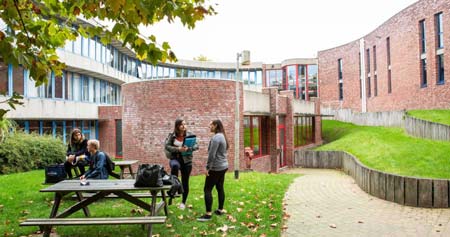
[177,215,184,220]
[329,224,337,228]
[269,214,277,220]
[130,208,144,215]
[192,227,198,230]
[238,202,244,206]
[236,208,242,212]
[270,223,278,228]
[166,224,173,228]
[259,234,267,237]
[281,225,288,230]
[21,210,30,215]
[255,218,262,222]
[216,224,229,232]
[187,204,193,209]
[151,234,160,237]
[226,215,237,223]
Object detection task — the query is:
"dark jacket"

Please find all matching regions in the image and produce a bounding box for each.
[165,131,199,164]
[84,151,109,179]
[66,139,89,157]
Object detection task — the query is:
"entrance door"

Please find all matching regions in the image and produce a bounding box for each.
[278,116,287,167]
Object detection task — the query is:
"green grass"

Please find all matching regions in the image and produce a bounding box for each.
[407,109,450,126]
[1,170,298,237]
[316,120,450,179]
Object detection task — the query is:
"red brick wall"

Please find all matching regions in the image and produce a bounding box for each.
[250,155,272,172]
[121,79,244,176]
[98,106,122,158]
[280,90,294,167]
[319,0,450,112]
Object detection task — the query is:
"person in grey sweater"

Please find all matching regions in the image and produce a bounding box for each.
[198,119,229,222]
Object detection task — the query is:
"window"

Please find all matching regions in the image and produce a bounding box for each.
[72,73,81,101]
[421,58,427,87]
[435,13,444,49]
[287,66,296,96]
[89,37,96,60]
[387,37,392,93]
[81,37,89,57]
[437,54,445,84]
[308,65,318,99]
[338,59,343,100]
[366,49,371,97]
[373,46,377,96]
[73,36,82,54]
[243,116,269,157]
[419,20,426,54]
[13,66,25,95]
[256,70,262,86]
[359,53,362,98]
[0,60,8,94]
[54,73,63,98]
[294,116,315,147]
[43,73,52,99]
[95,39,102,62]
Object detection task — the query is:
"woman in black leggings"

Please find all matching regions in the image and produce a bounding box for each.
[197,119,229,222]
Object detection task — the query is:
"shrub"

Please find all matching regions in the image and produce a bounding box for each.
[0,132,65,174]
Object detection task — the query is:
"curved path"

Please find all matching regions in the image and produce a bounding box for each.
[283,168,450,237]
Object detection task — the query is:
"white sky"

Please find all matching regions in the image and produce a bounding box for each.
[142,0,418,63]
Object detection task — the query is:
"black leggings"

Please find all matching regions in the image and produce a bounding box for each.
[64,161,86,179]
[204,168,228,212]
[170,159,192,204]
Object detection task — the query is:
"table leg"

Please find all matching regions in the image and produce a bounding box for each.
[150,190,157,215]
[120,166,125,179]
[147,224,153,237]
[44,193,63,237]
[128,165,135,179]
[161,189,168,216]
[75,192,91,217]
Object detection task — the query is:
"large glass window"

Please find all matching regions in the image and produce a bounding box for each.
[338,59,343,100]
[437,54,445,84]
[89,37,96,60]
[42,121,53,136]
[256,70,262,85]
[65,72,72,100]
[266,69,282,89]
[73,35,82,54]
[95,39,102,62]
[243,116,269,157]
[54,74,63,99]
[366,49,371,97]
[29,120,40,134]
[81,76,89,101]
[44,74,52,98]
[72,73,81,101]
[387,37,392,93]
[294,116,315,147]
[308,65,318,98]
[287,66,296,95]
[13,66,25,95]
[94,79,101,103]
[81,37,89,57]
[435,12,444,49]
[298,66,306,100]
[0,61,8,94]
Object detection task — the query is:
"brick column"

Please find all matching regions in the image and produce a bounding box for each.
[263,87,280,173]
[98,106,122,157]
[280,90,294,168]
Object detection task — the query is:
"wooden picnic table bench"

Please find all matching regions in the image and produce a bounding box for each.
[20,179,171,237]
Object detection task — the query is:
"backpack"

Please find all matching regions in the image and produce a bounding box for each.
[164,133,173,159]
[162,173,183,205]
[104,152,115,175]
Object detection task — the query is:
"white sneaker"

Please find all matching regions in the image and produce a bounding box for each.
[178,203,186,210]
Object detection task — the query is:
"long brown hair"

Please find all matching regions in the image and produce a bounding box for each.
[70,128,84,147]
[211,119,229,150]
[173,118,187,136]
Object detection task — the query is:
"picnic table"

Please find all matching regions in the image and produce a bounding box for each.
[114,160,139,179]
[20,179,171,237]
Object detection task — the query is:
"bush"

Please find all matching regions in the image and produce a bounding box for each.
[0,132,66,174]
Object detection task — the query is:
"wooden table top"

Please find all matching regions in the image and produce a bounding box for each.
[114,160,139,166]
[41,180,171,192]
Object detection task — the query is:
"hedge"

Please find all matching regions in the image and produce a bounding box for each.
[0,132,66,174]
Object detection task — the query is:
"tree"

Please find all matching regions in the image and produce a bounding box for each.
[0,0,216,119]
[193,54,211,61]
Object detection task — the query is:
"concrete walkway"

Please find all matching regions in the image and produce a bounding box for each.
[283,168,450,237]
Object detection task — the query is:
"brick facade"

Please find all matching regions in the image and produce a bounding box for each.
[121,79,244,176]
[98,106,122,157]
[319,0,450,113]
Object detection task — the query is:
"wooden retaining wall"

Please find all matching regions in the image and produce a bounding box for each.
[294,150,449,208]
[405,115,450,141]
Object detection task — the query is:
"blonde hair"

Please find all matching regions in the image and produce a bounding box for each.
[87,139,100,150]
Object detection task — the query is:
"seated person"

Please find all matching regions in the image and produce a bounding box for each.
[64,129,89,179]
[80,139,109,180]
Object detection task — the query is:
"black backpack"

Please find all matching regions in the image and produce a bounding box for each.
[104,152,115,175]
[162,173,184,205]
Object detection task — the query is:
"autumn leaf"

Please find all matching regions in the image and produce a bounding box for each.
[216,224,228,232]
[329,224,337,228]
[177,215,184,220]
[270,223,278,228]
[236,208,242,212]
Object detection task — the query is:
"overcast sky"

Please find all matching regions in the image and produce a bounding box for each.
[142,0,418,63]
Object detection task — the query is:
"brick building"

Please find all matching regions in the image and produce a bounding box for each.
[319,0,450,113]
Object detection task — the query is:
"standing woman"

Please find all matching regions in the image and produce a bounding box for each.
[64,128,89,179]
[197,119,229,222]
[165,118,199,209]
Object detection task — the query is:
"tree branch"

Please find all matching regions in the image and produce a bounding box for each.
[13,0,33,45]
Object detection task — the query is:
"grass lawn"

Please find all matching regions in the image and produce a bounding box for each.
[407,109,450,126]
[316,120,450,179]
[1,170,298,237]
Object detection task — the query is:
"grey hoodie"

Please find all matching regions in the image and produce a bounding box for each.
[207,133,228,171]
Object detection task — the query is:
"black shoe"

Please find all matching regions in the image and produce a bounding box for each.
[197,214,212,222]
[214,209,226,215]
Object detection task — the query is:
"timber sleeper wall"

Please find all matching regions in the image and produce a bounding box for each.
[294,150,449,208]
[404,115,450,141]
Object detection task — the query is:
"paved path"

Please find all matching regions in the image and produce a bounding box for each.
[283,168,450,237]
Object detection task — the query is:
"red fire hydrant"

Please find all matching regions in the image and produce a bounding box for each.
[244,147,254,170]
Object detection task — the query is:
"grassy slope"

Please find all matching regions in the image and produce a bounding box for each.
[408,109,450,126]
[1,170,298,237]
[316,120,450,179]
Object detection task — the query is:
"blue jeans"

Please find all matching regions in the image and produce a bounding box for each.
[170,159,192,204]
